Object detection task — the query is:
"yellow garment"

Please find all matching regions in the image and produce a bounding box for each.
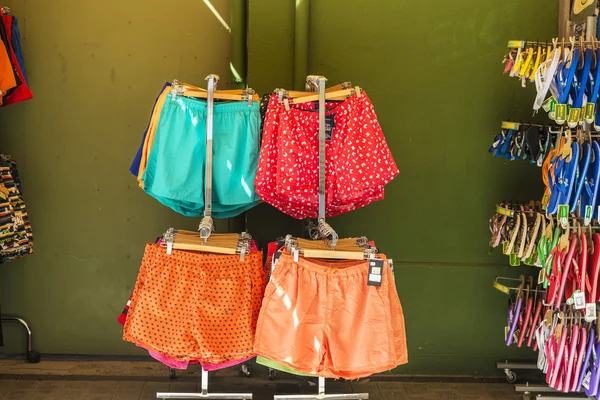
[137,86,171,188]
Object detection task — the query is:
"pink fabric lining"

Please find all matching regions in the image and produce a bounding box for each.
[138,345,254,371]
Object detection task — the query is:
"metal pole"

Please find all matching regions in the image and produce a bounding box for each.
[201,368,209,395]
[294,0,310,90]
[318,378,325,396]
[205,75,216,218]
[558,0,571,38]
[199,75,219,242]
[587,16,597,41]
[317,77,326,220]
[230,0,247,85]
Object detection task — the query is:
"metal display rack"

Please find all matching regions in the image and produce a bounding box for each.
[156,74,252,400]
[272,76,367,400]
[0,316,41,363]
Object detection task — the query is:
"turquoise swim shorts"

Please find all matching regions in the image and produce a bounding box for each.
[142,95,261,218]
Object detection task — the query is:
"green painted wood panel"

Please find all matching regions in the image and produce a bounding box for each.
[246,0,558,375]
[0,0,233,356]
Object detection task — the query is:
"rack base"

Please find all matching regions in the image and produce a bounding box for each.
[496,361,538,383]
[157,394,252,399]
[0,316,40,363]
[158,368,252,399]
[274,378,368,400]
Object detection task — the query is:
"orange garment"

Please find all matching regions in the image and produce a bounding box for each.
[136,86,171,188]
[254,252,408,379]
[123,243,265,364]
[0,39,16,105]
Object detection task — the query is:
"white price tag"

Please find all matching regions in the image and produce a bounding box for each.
[166,242,173,255]
[583,371,592,390]
[574,292,586,310]
[585,303,597,322]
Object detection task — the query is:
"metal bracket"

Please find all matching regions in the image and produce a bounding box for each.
[274,377,368,400]
[158,368,251,399]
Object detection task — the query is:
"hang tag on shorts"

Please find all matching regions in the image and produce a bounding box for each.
[585,303,597,322]
[325,113,336,141]
[583,371,592,390]
[272,251,282,272]
[504,326,509,341]
[574,291,586,310]
[293,249,299,262]
[368,259,384,287]
[166,242,173,255]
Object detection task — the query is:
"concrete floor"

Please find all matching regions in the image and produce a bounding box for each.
[0,379,522,400]
[0,360,523,400]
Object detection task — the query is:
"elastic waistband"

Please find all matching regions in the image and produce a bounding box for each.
[166,95,260,114]
[277,251,388,277]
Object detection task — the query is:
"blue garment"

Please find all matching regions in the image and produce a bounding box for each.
[142,95,261,218]
[10,18,27,86]
[129,82,171,176]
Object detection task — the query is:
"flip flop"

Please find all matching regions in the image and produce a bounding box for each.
[564,324,580,391]
[586,340,600,396]
[570,142,591,212]
[556,235,578,308]
[555,48,580,125]
[581,141,600,224]
[571,325,588,392]
[568,48,593,128]
[550,326,569,388]
[591,233,600,303]
[506,279,524,346]
[585,48,600,124]
[548,142,579,215]
[577,326,595,392]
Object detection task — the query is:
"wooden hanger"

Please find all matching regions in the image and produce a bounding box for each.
[163,228,251,259]
[171,79,261,102]
[290,86,362,105]
[183,88,260,102]
[279,82,353,98]
[286,235,377,260]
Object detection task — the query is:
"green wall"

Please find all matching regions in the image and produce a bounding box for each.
[0,0,558,376]
[0,0,235,355]
[247,0,557,375]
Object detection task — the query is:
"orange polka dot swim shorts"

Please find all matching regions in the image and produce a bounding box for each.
[123,243,265,364]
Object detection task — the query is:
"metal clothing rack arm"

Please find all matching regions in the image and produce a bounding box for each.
[274,76,367,400]
[198,74,218,243]
[306,75,338,249]
[161,74,251,400]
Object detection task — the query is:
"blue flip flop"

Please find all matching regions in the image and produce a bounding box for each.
[547,155,567,215]
[548,143,579,215]
[570,142,591,212]
[588,141,600,221]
